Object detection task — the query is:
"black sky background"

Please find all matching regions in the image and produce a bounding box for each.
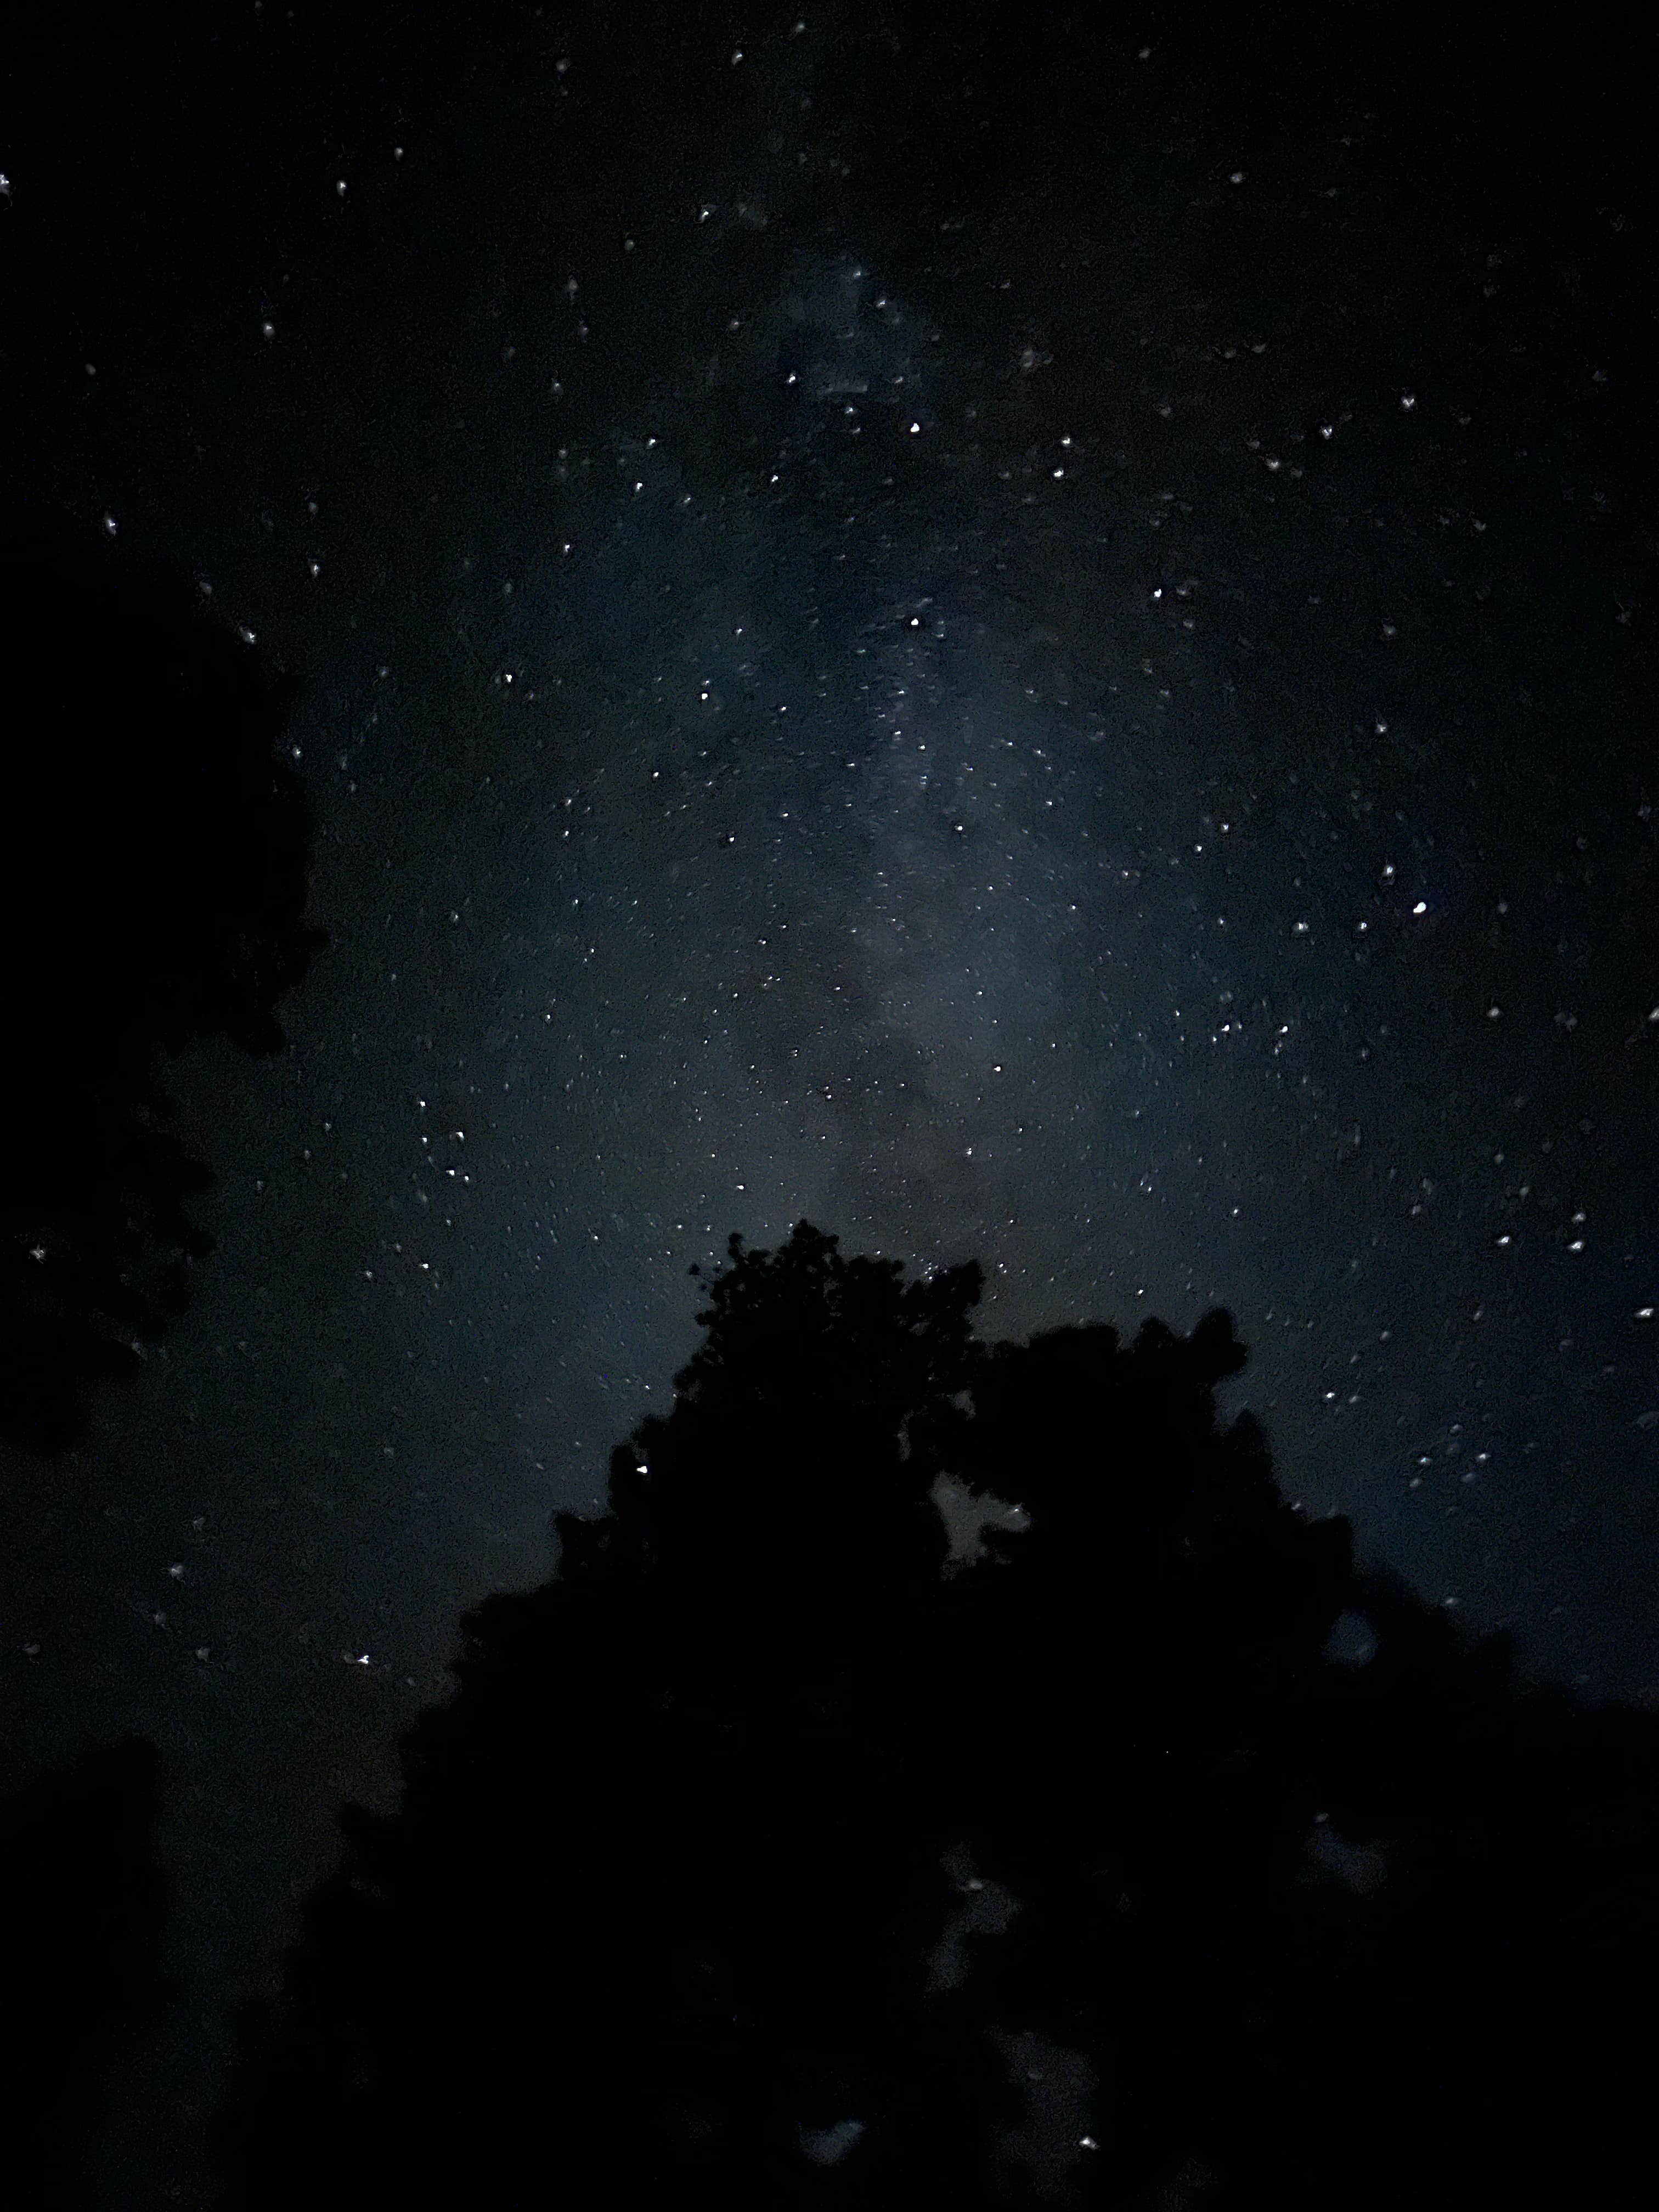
[3,4,1657,2204]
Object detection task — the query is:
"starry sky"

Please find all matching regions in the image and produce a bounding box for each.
[3,4,1657,2204]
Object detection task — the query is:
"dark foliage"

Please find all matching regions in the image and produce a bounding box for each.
[0,1735,175,2209]
[0,515,326,1451]
[207,1222,1659,2208]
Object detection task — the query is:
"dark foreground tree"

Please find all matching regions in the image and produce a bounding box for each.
[207,1223,1659,2209]
[0,514,326,1452]
[0,1735,174,2209]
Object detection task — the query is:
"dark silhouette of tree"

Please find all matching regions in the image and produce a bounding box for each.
[0,514,326,1452]
[206,1222,1659,2209]
[0,1735,174,2209]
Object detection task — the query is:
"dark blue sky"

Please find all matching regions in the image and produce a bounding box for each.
[3,5,1656,2203]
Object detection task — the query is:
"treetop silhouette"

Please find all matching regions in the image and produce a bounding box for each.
[207,1221,1659,2211]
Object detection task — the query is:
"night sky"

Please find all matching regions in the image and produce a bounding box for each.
[4,5,1657,2204]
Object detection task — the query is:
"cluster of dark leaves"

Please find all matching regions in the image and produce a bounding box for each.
[0,516,325,1452]
[205,1222,1659,2210]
